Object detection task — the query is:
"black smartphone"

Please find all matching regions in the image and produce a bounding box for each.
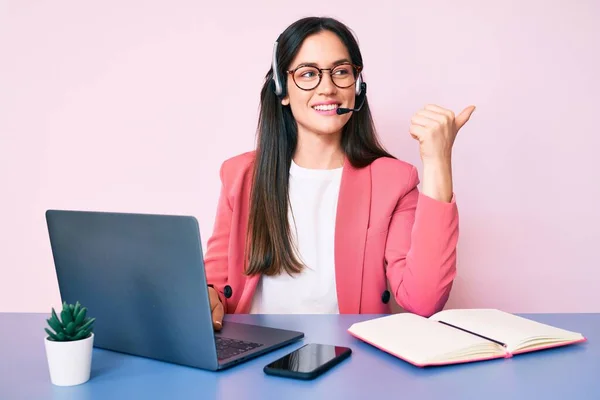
[263,343,352,380]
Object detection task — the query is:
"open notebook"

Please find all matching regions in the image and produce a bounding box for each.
[347,309,586,367]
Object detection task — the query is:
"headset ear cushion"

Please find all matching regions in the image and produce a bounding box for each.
[273,80,286,99]
[355,75,363,96]
[270,77,279,96]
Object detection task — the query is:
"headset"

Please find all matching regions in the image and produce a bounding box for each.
[271,35,367,115]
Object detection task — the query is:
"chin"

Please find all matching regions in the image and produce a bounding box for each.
[310,125,344,137]
[308,119,346,136]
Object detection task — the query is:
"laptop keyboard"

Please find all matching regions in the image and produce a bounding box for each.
[215,337,263,360]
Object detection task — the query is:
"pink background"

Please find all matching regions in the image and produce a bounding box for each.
[1,1,598,313]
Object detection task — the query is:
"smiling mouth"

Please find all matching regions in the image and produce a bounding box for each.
[312,104,340,111]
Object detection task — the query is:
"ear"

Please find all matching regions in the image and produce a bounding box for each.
[281,96,290,106]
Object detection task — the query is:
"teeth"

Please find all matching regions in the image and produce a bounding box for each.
[313,104,339,111]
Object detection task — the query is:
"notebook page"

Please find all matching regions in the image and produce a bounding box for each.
[430,309,584,352]
[348,313,502,365]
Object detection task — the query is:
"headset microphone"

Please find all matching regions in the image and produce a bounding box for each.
[336,82,367,115]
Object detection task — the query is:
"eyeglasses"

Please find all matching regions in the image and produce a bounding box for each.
[286,62,362,91]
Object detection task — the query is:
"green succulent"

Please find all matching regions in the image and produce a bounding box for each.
[45,301,95,342]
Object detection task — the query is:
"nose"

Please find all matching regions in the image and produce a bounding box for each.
[317,71,337,95]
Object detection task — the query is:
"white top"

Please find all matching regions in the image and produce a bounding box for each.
[249,160,343,314]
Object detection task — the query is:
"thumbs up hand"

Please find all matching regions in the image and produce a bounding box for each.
[409,104,476,163]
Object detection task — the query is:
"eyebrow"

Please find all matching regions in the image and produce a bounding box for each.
[293,58,351,68]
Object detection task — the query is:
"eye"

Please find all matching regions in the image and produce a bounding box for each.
[332,65,352,76]
[294,67,319,81]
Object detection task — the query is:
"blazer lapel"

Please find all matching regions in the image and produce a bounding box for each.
[335,161,371,313]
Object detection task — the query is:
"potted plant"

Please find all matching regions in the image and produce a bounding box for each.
[44,301,96,386]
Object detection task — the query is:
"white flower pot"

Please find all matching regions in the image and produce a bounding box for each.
[44,333,94,386]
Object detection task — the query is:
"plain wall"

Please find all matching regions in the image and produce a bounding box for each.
[1,0,599,313]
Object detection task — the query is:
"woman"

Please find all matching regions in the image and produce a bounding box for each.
[204,16,475,330]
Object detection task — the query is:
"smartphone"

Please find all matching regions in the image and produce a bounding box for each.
[263,343,352,380]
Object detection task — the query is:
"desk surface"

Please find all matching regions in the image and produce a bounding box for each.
[1,312,598,399]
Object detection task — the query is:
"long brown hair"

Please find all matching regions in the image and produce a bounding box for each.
[245,17,394,277]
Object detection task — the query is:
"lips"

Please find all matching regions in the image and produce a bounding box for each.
[312,103,340,111]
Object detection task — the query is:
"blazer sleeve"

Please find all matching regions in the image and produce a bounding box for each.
[203,161,233,313]
[384,166,458,317]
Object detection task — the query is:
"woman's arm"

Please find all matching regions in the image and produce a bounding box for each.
[385,103,474,316]
[384,166,459,317]
[204,161,233,314]
[421,159,453,203]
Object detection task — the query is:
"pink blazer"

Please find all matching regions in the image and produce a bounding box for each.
[204,151,458,317]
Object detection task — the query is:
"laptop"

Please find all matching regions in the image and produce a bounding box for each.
[45,209,304,371]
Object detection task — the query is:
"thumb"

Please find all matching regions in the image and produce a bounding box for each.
[455,105,476,130]
[208,287,225,331]
[212,302,224,331]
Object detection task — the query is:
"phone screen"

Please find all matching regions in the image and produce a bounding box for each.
[264,343,351,377]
